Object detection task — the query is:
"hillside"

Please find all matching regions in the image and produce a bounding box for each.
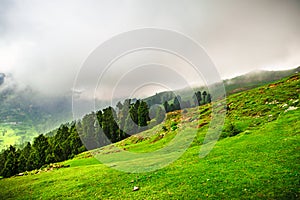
[0,74,299,199]
[0,67,298,150]
[144,67,300,106]
[223,66,300,94]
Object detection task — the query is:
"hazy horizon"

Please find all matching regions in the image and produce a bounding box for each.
[0,0,299,98]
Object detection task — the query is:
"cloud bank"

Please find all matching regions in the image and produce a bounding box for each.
[0,0,299,97]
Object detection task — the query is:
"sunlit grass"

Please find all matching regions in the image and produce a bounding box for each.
[0,75,299,199]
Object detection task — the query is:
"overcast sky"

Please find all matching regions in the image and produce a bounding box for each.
[0,0,299,97]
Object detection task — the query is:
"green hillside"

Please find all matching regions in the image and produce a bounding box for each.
[1,67,298,150]
[0,74,299,199]
[223,66,300,95]
[144,67,300,105]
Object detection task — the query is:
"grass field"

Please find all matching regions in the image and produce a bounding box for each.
[0,75,299,199]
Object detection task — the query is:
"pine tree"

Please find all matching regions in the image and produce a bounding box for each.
[195,91,202,105]
[130,100,140,124]
[32,134,49,168]
[96,110,103,127]
[69,123,84,155]
[102,107,120,143]
[207,93,212,103]
[53,144,64,162]
[202,91,207,104]
[18,142,32,172]
[26,148,39,171]
[163,101,170,112]
[1,146,18,177]
[173,96,181,111]
[0,148,9,176]
[138,101,150,127]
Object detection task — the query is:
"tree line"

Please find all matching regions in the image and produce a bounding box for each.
[163,91,211,112]
[0,100,151,178]
[0,123,85,178]
[0,90,211,178]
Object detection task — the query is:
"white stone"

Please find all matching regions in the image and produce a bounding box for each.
[133,186,139,191]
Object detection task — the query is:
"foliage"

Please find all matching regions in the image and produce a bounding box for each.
[0,123,85,178]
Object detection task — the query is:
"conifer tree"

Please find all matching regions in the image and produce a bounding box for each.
[202,91,207,104]
[138,101,150,127]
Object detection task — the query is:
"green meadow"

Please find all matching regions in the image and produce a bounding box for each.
[0,75,299,199]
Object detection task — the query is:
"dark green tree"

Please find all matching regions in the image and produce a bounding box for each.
[163,101,170,112]
[202,91,207,104]
[173,95,181,111]
[0,148,9,176]
[26,149,39,171]
[69,123,85,156]
[138,101,150,127]
[45,152,55,164]
[102,107,120,142]
[96,110,103,127]
[130,100,140,124]
[1,146,18,177]
[32,134,49,167]
[195,91,202,105]
[53,143,64,162]
[18,142,32,172]
[55,124,70,144]
[207,93,212,103]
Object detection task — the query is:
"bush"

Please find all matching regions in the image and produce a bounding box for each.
[229,123,242,137]
[221,123,242,138]
[171,121,178,131]
[162,126,168,132]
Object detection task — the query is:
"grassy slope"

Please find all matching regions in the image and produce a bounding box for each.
[223,67,300,95]
[0,75,299,199]
[1,68,298,150]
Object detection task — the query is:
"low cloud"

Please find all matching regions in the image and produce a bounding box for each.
[0,0,299,97]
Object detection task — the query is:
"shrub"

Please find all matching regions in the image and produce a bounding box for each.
[162,126,168,132]
[171,121,178,131]
[221,123,242,138]
[228,123,242,137]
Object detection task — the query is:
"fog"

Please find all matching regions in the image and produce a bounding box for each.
[0,0,299,97]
